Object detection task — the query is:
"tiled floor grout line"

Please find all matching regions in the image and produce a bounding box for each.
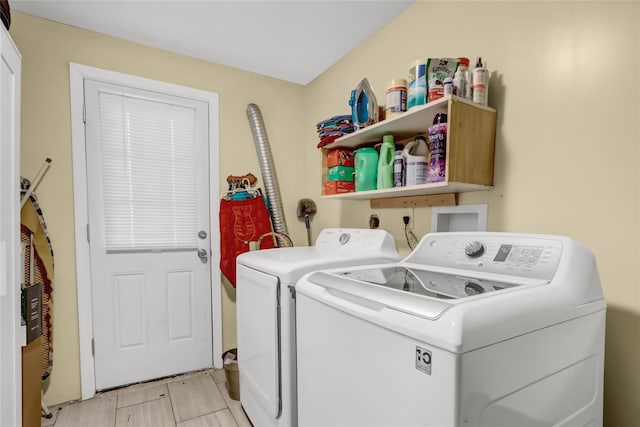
[167,381,178,426]
[45,368,246,427]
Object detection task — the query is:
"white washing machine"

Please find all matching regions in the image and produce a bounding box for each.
[296,232,606,427]
[236,228,401,427]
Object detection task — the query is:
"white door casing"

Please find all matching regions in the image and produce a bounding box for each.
[70,64,221,399]
[0,25,22,427]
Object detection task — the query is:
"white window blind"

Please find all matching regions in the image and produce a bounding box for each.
[98,92,199,251]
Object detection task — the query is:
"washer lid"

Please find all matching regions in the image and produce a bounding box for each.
[304,265,533,321]
[306,270,453,320]
[338,266,521,300]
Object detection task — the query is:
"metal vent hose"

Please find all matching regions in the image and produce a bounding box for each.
[246,103,290,246]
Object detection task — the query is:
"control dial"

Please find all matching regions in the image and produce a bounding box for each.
[464,282,485,296]
[464,241,485,258]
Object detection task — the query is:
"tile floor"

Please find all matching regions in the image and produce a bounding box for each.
[41,368,252,427]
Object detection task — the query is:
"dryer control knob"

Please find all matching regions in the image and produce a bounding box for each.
[465,241,485,258]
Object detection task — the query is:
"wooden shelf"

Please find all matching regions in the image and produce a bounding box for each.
[322,95,495,150]
[322,182,491,200]
[320,95,497,203]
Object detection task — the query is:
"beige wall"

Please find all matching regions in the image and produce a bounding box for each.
[305,2,639,426]
[9,0,640,424]
[10,11,308,406]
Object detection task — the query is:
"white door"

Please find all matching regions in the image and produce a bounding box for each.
[84,79,213,390]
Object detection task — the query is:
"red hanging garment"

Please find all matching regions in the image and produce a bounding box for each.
[219,196,275,287]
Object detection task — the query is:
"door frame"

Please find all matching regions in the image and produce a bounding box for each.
[69,63,222,400]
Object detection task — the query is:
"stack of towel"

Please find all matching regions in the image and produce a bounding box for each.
[316,114,355,148]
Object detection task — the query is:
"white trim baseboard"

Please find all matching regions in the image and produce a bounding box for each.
[69,63,222,400]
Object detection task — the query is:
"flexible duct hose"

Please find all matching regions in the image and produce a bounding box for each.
[246,104,290,247]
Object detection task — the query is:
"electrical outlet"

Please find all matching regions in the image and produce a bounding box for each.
[402,215,412,229]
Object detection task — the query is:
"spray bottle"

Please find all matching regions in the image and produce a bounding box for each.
[472,57,489,106]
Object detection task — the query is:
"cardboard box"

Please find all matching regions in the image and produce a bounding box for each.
[325,180,355,195]
[328,166,355,181]
[327,149,354,167]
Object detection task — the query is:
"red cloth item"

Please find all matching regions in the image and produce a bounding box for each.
[219,196,275,287]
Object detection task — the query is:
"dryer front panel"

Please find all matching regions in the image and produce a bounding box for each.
[236,264,281,419]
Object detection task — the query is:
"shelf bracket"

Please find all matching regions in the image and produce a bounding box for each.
[369,193,457,209]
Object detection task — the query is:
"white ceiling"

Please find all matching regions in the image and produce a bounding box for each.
[11,0,414,85]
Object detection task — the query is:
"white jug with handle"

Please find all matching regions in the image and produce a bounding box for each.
[403,136,428,186]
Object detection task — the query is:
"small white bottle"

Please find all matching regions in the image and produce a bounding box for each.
[443,77,454,96]
[457,57,472,100]
[452,67,465,97]
[472,57,489,105]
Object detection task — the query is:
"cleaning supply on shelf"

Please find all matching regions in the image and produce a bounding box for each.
[408,60,427,109]
[385,80,407,118]
[328,165,354,181]
[427,58,460,102]
[457,57,472,100]
[453,65,465,97]
[443,77,454,96]
[354,147,378,191]
[324,148,355,194]
[325,181,354,195]
[326,148,354,167]
[403,136,428,186]
[393,147,404,188]
[472,57,489,105]
[377,135,395,189]
[427,113,448,183]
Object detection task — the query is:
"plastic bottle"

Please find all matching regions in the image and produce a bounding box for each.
[452,67,465,97]
[408,60,427,109]
[377,135,395,189]
[354,147,379,191]
[472,57,489,105]
[443,77,454,96]
[385,80,407,118]
[393,148,404,188]
[457,57,472,100]
[402,136,428,186]
[427,113,448,183]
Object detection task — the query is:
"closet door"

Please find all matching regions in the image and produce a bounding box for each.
[0,25,22,427]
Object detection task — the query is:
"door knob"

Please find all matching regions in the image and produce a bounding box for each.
[197,249,208,261]
[198,230,207,239]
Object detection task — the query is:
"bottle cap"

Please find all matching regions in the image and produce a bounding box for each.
[433,113,448,124]
[383,134,394,144]
[459,57,470,67]
[387,79,407,89]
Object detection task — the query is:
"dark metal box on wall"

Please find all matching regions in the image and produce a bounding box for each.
[21,283,43,344]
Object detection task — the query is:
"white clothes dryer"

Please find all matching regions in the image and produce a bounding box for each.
[236,228,400,427]
[296,232,606,427]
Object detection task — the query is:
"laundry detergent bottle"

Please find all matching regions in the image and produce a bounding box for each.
[355,147,378,191]
[376,135,394,189]
[402,136,428,186]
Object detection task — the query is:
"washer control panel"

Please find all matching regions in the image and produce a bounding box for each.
[409,234,564,280]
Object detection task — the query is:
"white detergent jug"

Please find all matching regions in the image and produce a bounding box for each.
[403,137,428,186]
